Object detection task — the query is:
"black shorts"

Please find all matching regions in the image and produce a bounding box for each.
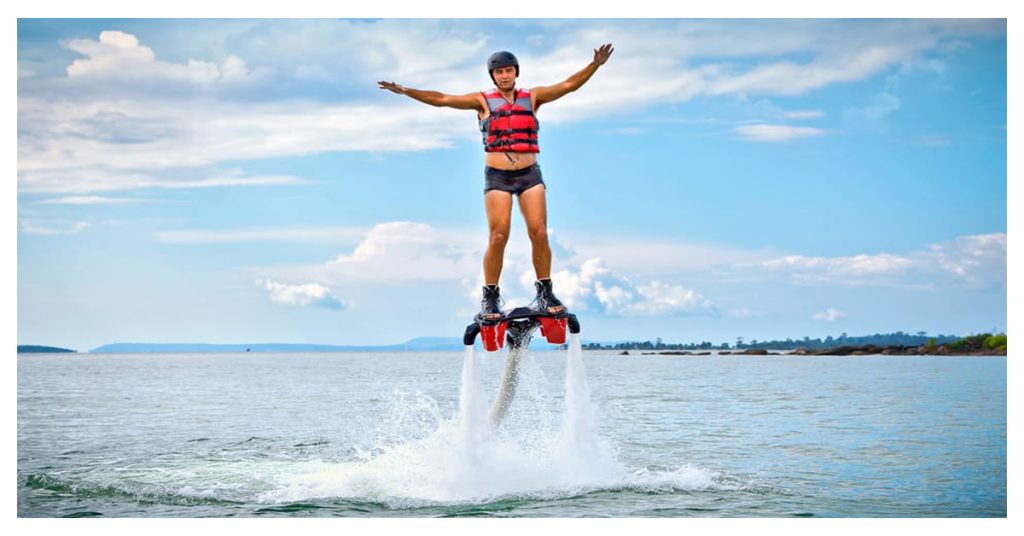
[484,163,545,195]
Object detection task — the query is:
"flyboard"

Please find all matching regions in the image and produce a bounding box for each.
[463,306,581,426]
[463,306,580,351]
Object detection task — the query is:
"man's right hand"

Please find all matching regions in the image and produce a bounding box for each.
[377,81,405,95]
[377,83,483,111]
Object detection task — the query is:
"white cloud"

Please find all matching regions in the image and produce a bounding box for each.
[18,160,311,195]
[758,233,1006,288]
[219,56,252,82]
[216,221,492,288]
[153,174,310,189]
[779,110,825,120]
[19,220,89,235]
[708,46,900,97]
[743,99,825,122]
[734,124,828,142]
[215,19,489,90]
[812,308,846,322]
[36,195,142,205]
[527,20,976,122]
[18,21,1002,193]
[927,233,1006,287]
[319,222,482,284]
[728,307,764,319]
[535,258,718,317]
[157,226,369,245]
[17,96,464,193]
[762,253,914,280]
[244,222,723,319]
[564,234,780,276]
[260,279,346,311]
[843,91,901,127]
[358,22,488,85]
[64,31,262,85]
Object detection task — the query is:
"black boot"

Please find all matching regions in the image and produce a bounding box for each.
[476,284,504,324]
[534,278,565,316]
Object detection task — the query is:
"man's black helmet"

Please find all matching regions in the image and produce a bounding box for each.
[487,51,519,83]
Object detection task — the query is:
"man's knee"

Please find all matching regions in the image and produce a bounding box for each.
[528,225,549,244]
[488,228,510,248]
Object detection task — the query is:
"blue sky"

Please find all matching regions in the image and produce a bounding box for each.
[16,18,1007,350]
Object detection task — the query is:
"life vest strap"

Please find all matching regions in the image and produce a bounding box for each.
[489,110,535,117]
[488,128,538,136]
[488,136,538,144]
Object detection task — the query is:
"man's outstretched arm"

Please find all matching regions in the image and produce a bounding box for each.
[532,43,614,107]
[377,81,482,110]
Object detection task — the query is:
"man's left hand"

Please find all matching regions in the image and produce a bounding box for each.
[593,43,614,66]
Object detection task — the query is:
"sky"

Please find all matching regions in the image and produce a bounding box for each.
[15,18,1007,351]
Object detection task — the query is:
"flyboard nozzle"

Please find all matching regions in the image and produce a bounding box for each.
[463,323,481,346]
[505,319,536,350]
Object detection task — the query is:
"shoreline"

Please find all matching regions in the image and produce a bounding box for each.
[629,345,1006,357]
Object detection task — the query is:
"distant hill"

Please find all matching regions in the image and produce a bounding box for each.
[89,337,571,353]
[90,342,380,353]
[18,345,75,354]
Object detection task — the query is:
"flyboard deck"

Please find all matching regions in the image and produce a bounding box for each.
[464,306,580,351]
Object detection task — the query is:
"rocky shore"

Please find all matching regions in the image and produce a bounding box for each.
[627,343,1006,357]
[619,333,1008,357]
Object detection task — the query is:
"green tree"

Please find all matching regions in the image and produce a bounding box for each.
[984,333,1007,350]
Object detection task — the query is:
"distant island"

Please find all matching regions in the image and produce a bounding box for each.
[17,345,76,354]
[625,333,1007,357]
[582,331,968,351]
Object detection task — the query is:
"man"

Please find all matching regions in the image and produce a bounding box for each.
[378,43,614,323]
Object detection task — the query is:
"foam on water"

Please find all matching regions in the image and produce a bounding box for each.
[256,335,720,506]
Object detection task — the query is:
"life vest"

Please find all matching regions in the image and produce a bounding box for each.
[479,88,539,153]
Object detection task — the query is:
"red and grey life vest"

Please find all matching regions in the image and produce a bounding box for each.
[479,88,539,153]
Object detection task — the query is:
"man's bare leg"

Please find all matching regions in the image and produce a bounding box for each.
[481,190,513,319]
[518,183,565,314]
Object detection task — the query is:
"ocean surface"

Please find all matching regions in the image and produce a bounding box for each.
[18,337,1006,517]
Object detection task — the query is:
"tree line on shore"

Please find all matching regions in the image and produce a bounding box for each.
[581,331,996,351]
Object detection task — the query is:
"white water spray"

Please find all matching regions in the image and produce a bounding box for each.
[257,337,720,505]
[489,345,526,427]
[458,345,493,467]
[558,332,607,479]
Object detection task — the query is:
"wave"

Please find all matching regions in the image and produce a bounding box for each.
[23,472,242,506]
[24,461,736,511]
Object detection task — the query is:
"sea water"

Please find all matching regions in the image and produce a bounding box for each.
[18,347,1006,517]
